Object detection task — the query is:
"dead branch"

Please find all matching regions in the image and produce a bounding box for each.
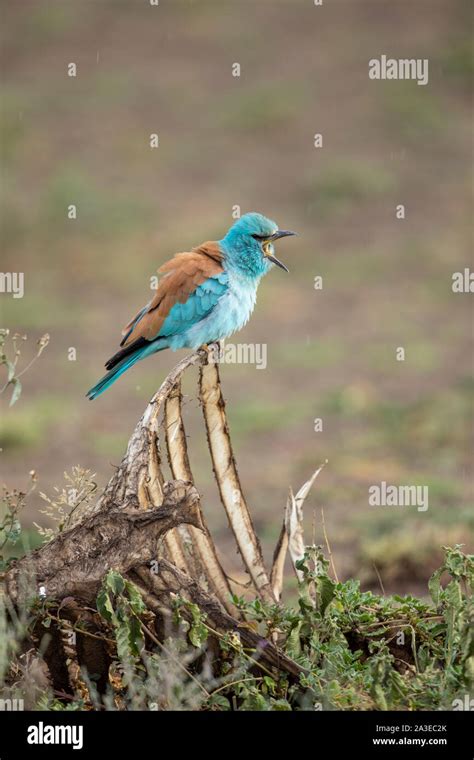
[271,463,327,598]
[130,559,305,680]
[199,360,274,602]
[5,480,202,607]
[164,380,236,614]
[3,346,311,694]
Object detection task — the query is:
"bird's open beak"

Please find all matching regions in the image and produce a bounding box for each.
[269,230,297,242]
[265,230,296,272]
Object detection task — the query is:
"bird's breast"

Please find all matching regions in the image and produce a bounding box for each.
[223,275,259,331]
[198,274,258,343]
[170,272,260,349]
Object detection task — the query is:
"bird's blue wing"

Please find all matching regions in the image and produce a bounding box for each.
[152,272,229,339]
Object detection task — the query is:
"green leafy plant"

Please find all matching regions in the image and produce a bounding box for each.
[97,570,147,663]
[1,513,472,711]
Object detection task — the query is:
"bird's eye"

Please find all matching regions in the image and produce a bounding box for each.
[251,234,267,242]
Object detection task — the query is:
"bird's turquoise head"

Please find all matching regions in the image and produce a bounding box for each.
[220,212,296,278]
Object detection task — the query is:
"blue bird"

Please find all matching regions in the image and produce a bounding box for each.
[87,212,296,399]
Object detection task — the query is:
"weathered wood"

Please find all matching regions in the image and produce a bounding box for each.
[199,360,275,602]
[271,523,289,601]
[164,381,236,614]
[270,464,328,596]
[5,480,203,606]
[3,347,307,694]
[130,560,305,680]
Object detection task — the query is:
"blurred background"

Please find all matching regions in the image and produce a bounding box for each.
[1,0,472,595]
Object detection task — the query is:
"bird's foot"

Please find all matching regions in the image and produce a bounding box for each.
[201,340,221,353]
[201,341,221,363]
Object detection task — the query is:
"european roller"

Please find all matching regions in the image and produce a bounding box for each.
[87,212,296,399]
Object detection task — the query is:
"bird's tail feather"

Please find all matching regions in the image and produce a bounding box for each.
[86,340,166,400]
[87,354,141,400]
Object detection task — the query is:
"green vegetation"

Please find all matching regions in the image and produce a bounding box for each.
[1,535,472,711]
[3,484,471,711]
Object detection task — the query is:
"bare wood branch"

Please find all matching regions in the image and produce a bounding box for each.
[270,524,289,602]
[5,480,203,607]
[131,560,305,680]
[164,381,236,614]
[69,348,274,605]
[198,359,274,602]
